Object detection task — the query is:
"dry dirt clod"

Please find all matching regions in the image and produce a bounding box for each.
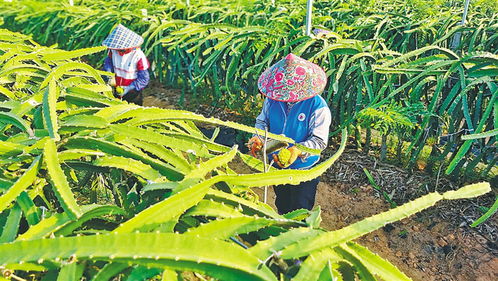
[408,252,416,259]
[437,238,448,247]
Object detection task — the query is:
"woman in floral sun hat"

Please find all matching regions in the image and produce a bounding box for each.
[102,24,150,105]
[247,53,332,214]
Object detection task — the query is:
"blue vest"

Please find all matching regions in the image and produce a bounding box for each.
[267,95,328,169]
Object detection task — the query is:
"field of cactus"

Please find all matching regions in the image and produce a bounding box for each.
[1,0,496,178]
[0,0,497,280]
[0,27,491,281]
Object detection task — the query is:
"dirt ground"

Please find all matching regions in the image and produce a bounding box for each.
[252,154,497,281]
[142,84,498,281]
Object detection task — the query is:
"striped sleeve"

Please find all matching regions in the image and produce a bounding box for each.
[129,51,150,91]
[130,69,150,91]
[298,106,331,151]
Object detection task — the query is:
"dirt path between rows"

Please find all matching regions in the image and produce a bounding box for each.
[252,163,497,281]
[142,84,497,281]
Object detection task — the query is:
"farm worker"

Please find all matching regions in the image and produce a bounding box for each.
[102,24,150,105]
[247,53,331,214]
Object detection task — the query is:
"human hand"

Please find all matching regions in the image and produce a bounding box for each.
[247,136,263,157]
[109,76,116,87]
[272,146,301,168]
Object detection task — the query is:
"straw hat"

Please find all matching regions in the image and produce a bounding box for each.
[102,24,144,49]
[257,53,327,102]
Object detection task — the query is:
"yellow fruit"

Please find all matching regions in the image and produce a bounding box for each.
[278,148,292,166]
[116,86,124,95]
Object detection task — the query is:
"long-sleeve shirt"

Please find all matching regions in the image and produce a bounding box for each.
[103,49,150,92]
[255,98,331,151]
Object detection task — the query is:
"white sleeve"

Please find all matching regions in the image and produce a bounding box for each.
[298,106,331,150]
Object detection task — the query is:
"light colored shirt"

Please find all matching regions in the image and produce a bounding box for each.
[255,98,331,151]
[103,49,150,91]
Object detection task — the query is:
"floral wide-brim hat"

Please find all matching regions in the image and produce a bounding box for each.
[257,53,327,102]
[102,24,144,49]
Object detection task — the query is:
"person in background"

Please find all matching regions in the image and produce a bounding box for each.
[247,53,331,215]
[312,28,332,39]
[102,24,150,105]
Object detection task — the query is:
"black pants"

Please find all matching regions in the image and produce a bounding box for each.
[273,177,320,215]
[114,89,143,106]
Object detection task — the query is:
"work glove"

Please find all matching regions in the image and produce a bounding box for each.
[115,85,135,97]
[247,136,263,157]
[273,146,301,168]
[123,85,135,95]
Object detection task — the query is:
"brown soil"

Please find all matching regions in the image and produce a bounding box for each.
[143,85,498,281]
[253,153,497,281]
[322,151,497,281]
[142,81,182,110]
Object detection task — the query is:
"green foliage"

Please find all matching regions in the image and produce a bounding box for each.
[471,196,498,227]
[0,7,495,281]
[2,0,495,176]
[357,102,420,135]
